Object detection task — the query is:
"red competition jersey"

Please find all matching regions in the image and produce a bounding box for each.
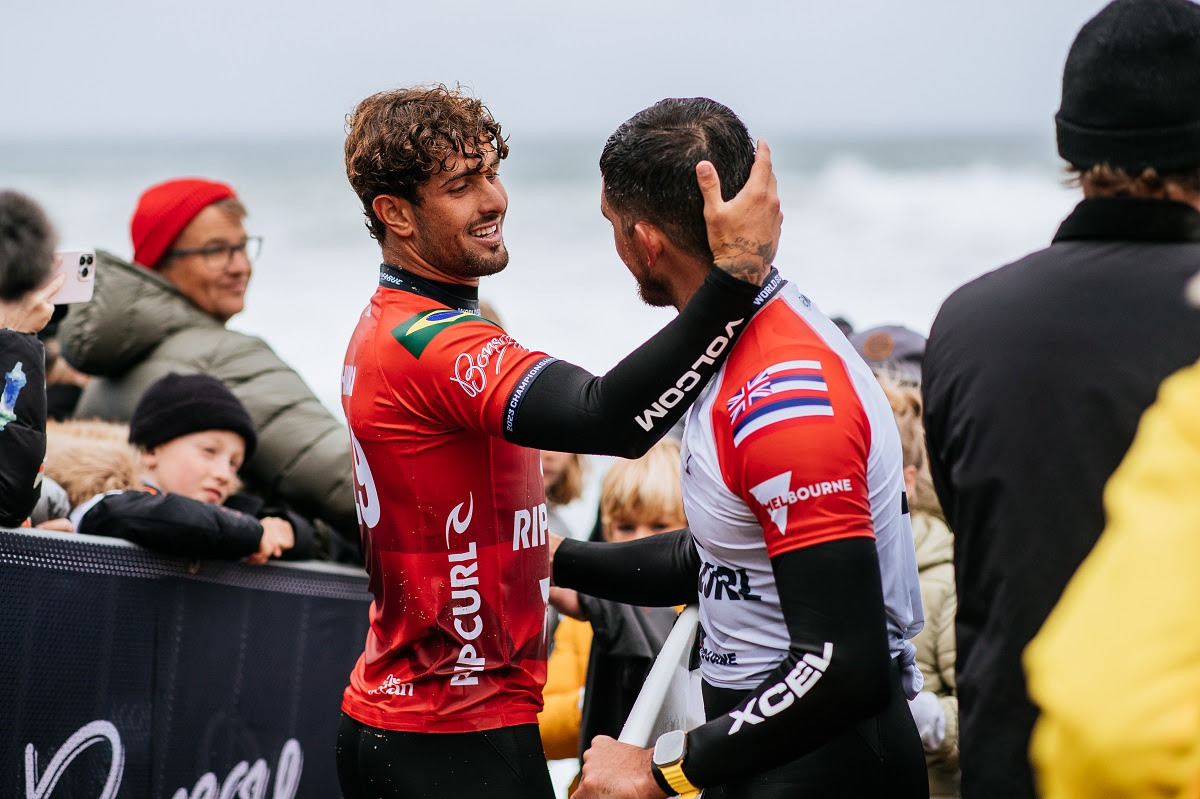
[341,273,554,733]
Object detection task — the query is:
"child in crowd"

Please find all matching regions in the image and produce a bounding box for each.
[881,377,960,798]
[540,438,687,763]
[66,372,314,564]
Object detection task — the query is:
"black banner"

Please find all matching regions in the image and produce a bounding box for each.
[0,528,371,798]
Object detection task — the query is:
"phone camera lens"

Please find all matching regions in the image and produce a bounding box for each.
[78,255,86,266]
[86,255,94,265]
[80,266,91,278]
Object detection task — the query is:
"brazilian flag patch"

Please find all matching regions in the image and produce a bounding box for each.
[391,309,496,358]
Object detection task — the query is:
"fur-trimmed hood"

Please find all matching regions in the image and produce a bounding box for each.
[45,419,142,509]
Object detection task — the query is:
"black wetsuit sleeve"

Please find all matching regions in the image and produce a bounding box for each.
[505,268,781,458]
[680,537,893,787]
[553,528,700,606]
[0,331,46,528]
[78,491,264,560]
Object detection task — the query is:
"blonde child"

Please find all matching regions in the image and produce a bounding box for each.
[540,438,686,762]
[881,377,960,798]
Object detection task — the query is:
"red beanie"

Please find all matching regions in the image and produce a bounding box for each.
[130,178,237,269]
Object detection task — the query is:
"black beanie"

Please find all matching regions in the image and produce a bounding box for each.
[129,373,258,459]
[1057,0,1200,172]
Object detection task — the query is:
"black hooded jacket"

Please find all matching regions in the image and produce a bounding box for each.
[0,330,46,527]
[922,197,1200,798]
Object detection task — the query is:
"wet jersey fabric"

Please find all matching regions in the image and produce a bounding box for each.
[341,266,554,733]
[681,281,924,690]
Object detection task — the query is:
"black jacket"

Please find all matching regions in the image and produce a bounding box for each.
[922,197,1200,798]
[77,486,316,562]
[0,330,46,527]
[576,594,679,755]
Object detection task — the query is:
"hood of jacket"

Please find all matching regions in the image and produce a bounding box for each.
[44,419,142,508]
[912,511,954,573]
[59,250,225,378]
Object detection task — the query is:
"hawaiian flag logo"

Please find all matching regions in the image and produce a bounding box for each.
[725,360,833,446]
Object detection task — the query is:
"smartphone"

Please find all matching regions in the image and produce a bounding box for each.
[47,250,97,305]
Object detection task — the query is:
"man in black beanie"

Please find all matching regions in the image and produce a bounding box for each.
[921,1,1200,796]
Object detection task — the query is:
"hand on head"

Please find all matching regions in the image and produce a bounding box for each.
[0,274,64,334]
[696,139,782,287]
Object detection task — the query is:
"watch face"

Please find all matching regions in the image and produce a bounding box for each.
[654,729,687,765]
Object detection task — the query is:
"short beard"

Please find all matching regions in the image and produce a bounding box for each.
[412,231,509,279]
[456,244,509,278]
[636,270,674,308]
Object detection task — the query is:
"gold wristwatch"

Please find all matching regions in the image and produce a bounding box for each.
[651,730,700,797]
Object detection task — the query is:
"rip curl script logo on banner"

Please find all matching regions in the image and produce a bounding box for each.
[0,529,372,798]
[25,721,123,799]
[24,722,303,799]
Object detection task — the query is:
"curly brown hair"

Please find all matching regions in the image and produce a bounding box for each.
[545,452,585,506]
[1066,163,1200,198]
[344,85,509,242]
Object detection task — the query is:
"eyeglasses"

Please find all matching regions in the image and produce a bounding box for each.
[166,236,263,271]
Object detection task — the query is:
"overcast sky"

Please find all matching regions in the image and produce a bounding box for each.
[3,0,1112,142]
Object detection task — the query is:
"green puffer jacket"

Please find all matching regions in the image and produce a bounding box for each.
[59,250,358,549]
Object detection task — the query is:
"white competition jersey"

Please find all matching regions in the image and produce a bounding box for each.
[681,282,924,690]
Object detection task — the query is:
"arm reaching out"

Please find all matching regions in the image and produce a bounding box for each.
[553,528,700,606]
[505,143,785,457]
[572,539,895,798]
[77,490,264,559]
